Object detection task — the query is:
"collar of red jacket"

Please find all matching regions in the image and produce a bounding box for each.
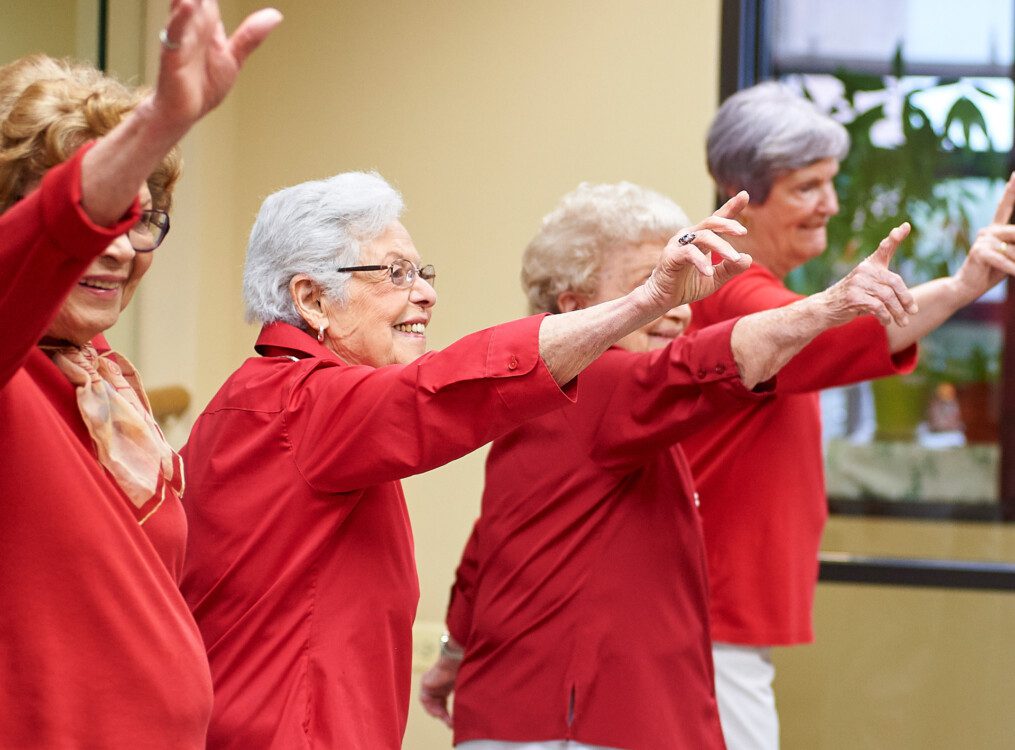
[254,321,341,362]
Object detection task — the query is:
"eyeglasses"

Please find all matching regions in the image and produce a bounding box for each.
[129,209,171,252]
[336,258,437,289]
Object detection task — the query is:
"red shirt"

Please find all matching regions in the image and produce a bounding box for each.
[179,317,574,750]
[686,264,917,645]
[0,147,213,747]
[446,318,766,750]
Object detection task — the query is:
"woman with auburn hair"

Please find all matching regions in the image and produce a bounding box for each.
[0,2,280,747]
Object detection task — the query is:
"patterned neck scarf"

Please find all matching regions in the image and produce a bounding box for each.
[40,342,183,511]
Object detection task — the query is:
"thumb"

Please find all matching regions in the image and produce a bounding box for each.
[870,222,911,268]
[228,8,283,66]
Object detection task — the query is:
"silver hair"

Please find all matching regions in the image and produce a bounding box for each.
[707,81,849,204]
[522,182,689,315]
[243,172,404,327]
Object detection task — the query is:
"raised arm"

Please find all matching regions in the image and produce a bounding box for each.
[80,1,282,225]
[883,172,1015,352]
[731,222,916,388]
[537,192,753,385]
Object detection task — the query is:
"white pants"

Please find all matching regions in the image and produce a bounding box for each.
[712,642,779,750]
[458,741,622,750]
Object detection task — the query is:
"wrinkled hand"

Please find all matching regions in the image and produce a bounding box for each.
[954,172,1015,295]
[419,657,460,729]
[642,191,754,309]
[152,0,282,130]
[821,222,916,326]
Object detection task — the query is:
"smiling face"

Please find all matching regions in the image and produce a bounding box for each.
[46,184,156,344]
[319,220,437,368]
[741,156,840,277]
[585,239,691,353]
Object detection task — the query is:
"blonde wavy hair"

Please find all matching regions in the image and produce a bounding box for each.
[0,54,180,213]
[522,181,690,314]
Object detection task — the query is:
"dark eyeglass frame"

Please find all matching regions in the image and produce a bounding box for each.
[129,209,171,252]
[335,258,436,288]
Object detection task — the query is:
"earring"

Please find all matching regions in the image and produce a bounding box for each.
[317,324,326,343]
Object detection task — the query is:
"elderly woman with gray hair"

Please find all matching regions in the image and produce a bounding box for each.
[682,81,1015,750]
[177,173,774,749]
[418,180,919,750]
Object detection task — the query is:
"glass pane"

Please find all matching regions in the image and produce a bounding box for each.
[773,0,1013,74]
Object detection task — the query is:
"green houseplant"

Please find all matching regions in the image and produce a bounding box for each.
[786,50,1004,440]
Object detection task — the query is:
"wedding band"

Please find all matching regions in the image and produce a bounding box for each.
[996,240,1009,255]
[159,28,181,51]
[677,232,696,246]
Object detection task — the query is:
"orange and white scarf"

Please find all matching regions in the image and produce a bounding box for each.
[42,342,183,512]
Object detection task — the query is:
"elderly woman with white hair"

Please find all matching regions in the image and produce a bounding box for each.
[177,173,772,749]
[418,181,919,750]
[683,81,1015,750]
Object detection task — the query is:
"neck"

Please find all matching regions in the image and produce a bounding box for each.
[728,235,790,279]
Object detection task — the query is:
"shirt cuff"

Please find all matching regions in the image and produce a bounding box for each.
[487,314,578,416]
[680,316,773,401]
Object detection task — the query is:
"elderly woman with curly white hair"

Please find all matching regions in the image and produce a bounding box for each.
[683,81,1015,750]
[176,171,780,749]
[418,180,919,750]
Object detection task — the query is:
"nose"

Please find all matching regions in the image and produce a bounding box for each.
[819,182,839,216]
[667,303,692,329]
[101,233,137,264]
[409,276,437,308]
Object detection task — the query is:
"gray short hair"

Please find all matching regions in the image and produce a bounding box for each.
[707,81,849,204]
[243,172,404,326]
[522,182,689,314]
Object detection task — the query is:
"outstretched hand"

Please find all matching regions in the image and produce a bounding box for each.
[821,222,916,327]
[152,0,283,131]
[955,172,1015,294]
[641,191,754,310]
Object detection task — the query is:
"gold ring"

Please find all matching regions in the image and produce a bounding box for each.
[996,240,1009,255]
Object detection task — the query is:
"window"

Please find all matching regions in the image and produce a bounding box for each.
[721,0,1015,520]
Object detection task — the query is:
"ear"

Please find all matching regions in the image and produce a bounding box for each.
[556,290,588,313]
[289,275,328,331]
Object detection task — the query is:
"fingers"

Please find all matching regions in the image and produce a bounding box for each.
[686,215,747,238]
[229,8,284,66]
[162,0,198,52]
[991,172,1015,225]
[869,222,911,269]
[972,233,1015,278]
[712,190,750,220]
[663,235,715,277]
[419,693,452,728]
[681,228,743,263]
[711,252,753,287]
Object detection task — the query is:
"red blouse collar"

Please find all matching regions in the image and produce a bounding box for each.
[254,321,343,362]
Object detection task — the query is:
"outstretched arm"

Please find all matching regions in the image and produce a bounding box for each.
[884,172,1015,352]
[732,222,915,388]
[80,0,282,224]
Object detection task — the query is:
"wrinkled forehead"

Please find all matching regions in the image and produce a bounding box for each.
[358,220,422,264]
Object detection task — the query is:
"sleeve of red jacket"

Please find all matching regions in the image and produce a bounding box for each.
[570,317,773,471]
[690,269,917,395]
[445,519,481,645]
[0,143,140,387]
[290,314,578,492]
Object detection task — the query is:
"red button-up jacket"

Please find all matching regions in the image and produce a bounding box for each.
[180,317,574,749]
[446,318,767,750]
[686,264,917,646]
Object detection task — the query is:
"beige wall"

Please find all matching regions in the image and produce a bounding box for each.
[45,2,1015,748]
